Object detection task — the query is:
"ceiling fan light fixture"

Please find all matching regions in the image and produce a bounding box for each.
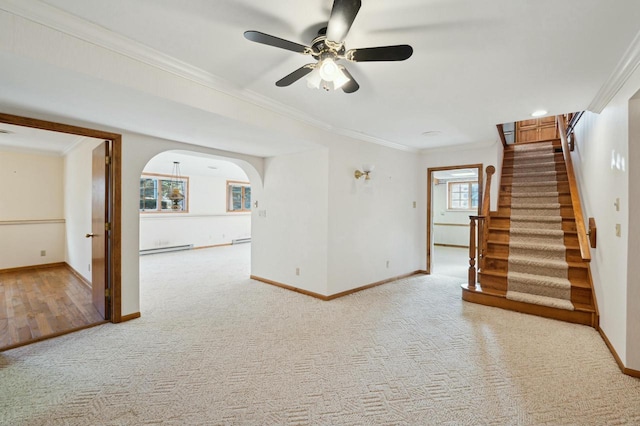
[332,66,350,90]
[319,58,340,81]
[306,68,322,89]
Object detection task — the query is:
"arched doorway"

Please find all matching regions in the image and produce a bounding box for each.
[137,150,256,314]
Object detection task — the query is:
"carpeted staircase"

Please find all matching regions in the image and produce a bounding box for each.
[463,138,597,327]
[506,142,573,310]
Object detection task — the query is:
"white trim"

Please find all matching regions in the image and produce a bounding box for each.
[588,29,640,113]
[0,0,417,153]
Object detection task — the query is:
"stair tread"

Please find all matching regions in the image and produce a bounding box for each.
[483,254,588,268]
[489,214,574,220]
[463,285,596,313]
[479,270,591,287]
[488,239,580,249]
[489,226,578,235]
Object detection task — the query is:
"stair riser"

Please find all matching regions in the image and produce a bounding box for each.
[502,163,565,174]
[490,216,577,231]
[571,287,593,306]
[500,174,568,185]
[487,242,583,263]
[483,257,589,281]
[502,153,564,163]
[477,272,592,306]
[477,273,507,292]
[501,182,570,193]
[500,194,572,205]
[487,230,579,246]
[498,206,575,217]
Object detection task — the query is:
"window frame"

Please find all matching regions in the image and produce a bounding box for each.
[139,173,190,213]
[227,180,251,213]
[447,180,479,211]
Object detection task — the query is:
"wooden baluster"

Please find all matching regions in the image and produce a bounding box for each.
[477,216,484,272]
[480,166,496,271]
[468,216,477,288]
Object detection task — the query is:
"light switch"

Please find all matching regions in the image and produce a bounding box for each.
[614,198,620,211]
[616,224,621,237]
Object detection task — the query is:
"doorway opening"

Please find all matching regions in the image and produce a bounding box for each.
[0,113,122,351]
[138,150,253,314]
[427,164,483,280]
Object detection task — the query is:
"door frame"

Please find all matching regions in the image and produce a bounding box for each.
[0,112,123,322]
[426,163,483,275]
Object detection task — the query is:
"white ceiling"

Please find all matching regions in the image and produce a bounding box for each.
[0,122,87,155]
[1,0,640,156]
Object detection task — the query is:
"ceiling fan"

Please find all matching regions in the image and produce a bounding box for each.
[243,0,413,93]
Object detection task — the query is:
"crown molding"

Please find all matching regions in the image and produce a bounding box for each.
[0,0,416,153]
[418,139,497,155]
[61,135,92,156]
[588,29,640,113]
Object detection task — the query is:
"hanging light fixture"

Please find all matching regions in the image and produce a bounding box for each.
[169,161,184,210]
[306,58,351,91]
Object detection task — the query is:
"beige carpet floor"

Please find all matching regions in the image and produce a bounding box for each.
[1,244,639,425]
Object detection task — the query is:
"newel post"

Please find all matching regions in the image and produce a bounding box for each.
[468,216,477,288]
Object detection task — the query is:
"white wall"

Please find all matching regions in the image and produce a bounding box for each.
[64,138,103,281]
[628,94,640,371]
[432,182,472,247]
[573,65,640,370]
[326,140,423,295]
[0,150,65,269]
[252,149,329,296]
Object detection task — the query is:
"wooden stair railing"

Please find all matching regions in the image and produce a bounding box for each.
[557,115,591,263]
[468,165,496,288]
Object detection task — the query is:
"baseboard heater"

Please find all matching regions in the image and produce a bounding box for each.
[139,244,193,255]
[232,238,251,245]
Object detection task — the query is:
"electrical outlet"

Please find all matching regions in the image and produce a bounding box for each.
[40,250,46,257]
[295,267,300,276]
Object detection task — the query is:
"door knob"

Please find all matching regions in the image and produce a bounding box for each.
[85,233,97,238]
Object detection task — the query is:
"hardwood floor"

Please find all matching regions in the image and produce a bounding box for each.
[0,264,105,351]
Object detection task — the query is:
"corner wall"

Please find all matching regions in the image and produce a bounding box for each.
[326,140,423,295]
[573,65,640,370]
[251,149,329,296]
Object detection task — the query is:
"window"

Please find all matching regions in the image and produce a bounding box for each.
[139,174,189,212]
[448,181,479,210]
[227,181,251,212]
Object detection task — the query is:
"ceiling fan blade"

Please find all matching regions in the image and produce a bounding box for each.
[346,45,413,62]
[275,65,315,87]
[244,31,309,54]
[340,68,359,93]
[326,0,361,43]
